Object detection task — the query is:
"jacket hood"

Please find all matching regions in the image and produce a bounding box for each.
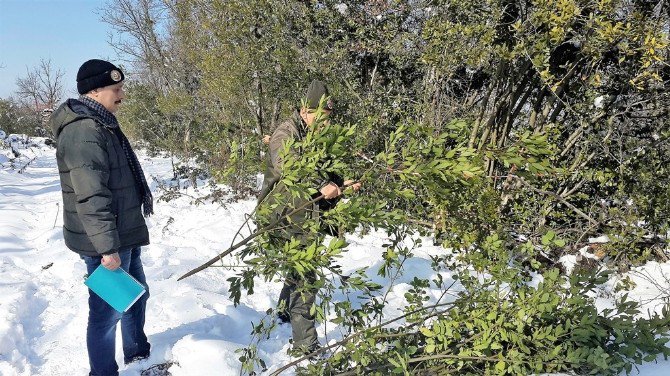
[50,98,105,139]
[290,109,308,140]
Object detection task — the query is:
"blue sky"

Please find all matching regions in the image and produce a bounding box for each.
[0,0,119,99]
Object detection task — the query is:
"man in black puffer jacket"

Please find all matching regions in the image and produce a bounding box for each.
[50,59,152,376]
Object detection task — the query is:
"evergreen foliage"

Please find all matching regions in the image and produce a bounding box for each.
[0,98,45,137]
[103,0,670,374]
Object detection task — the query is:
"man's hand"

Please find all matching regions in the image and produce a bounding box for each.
[320,182,341,199]
[344,180,362,192]
[101,252,121,271]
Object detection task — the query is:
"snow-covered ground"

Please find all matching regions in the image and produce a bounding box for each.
[1,137,669,375]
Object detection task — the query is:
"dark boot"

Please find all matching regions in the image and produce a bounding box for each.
[277,282,292,323]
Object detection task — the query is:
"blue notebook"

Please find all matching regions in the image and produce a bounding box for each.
[85,265,146,313]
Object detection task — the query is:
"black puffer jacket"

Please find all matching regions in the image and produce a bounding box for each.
[50,99,149,256]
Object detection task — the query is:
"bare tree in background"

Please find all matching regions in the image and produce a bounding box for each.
[14,58,65,137]
[15,58,64,109]
[102,0,206,181]
[101,0,175,91]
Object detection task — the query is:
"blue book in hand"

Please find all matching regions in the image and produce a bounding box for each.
[85,265,146,313]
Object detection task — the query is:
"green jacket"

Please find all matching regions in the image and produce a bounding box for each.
[258,111,343,240]
[258,111,315,239]
[50,99,150,256]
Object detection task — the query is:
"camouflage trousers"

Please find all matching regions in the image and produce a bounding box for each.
[278,270,318,350]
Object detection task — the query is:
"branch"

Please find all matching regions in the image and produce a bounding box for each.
[177,181,358,281]
[269,301,458,375]
[512,175,600,227]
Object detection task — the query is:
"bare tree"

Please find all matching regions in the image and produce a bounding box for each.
[15,58,64,110]
[101,0,174,90]
[102,0,206,176]
[14,59,64,137]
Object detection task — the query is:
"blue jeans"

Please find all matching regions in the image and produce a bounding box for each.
[82,247,151,376]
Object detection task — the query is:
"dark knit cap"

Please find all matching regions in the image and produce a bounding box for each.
[76,59,125,94]
[305,80,334,110]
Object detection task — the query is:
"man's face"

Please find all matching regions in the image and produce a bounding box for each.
[301,107,332,128]
[89,82,125,113]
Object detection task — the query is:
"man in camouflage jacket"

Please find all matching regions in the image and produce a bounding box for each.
[258,80,359,355]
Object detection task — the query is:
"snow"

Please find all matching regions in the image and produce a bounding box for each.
[1,139,669,375]
[619,261,670,316]
[334,3,348,14]
[558,245,602,275]
[588,235,611,243]
[594,95,605,109]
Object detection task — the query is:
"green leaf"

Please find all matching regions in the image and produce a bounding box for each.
[420,327,435,337]
[542,230,556,245]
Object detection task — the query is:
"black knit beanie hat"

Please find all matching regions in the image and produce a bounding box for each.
[305,80,334,110]
[76,59,125,94]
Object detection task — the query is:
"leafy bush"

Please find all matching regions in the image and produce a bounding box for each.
[104,0,670,374]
